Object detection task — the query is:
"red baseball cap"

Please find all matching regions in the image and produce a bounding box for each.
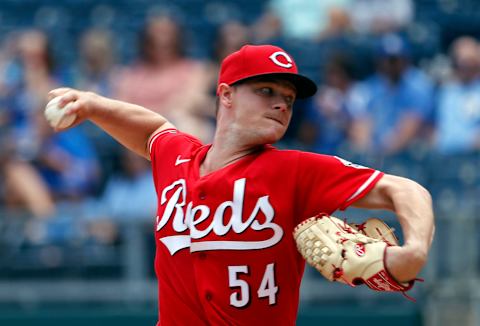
[217,44,317,99]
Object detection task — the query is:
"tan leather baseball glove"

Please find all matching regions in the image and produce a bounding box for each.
[293,214,415,293]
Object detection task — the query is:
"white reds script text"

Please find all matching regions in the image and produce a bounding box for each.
[156,178,284,255]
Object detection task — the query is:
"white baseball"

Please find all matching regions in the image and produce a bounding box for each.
[44,96,77,129]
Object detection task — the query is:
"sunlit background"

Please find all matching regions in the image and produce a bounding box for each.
[0,0,479,325]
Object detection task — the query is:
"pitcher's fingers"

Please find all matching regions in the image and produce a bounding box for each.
[48,87,72,100]
[56,90,81,108]
[66,100,83,114]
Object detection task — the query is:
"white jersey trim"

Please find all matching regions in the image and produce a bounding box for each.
[148,129,178,155]
[159,236,285,255]
[190,237,283,252]
[160,235,190,255]
[345,170,381,203]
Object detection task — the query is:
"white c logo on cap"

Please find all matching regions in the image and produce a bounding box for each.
[269,51,293,69]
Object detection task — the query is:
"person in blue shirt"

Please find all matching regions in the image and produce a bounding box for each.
[34,113,100,200]
[435,36,480,155]
[353,33,434,155]
[299,52,364,154]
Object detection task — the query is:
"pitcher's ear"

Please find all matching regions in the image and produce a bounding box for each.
[217,83,234,109]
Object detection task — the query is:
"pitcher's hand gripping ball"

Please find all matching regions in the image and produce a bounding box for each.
[44,96,77,129]
[293,214,415,293]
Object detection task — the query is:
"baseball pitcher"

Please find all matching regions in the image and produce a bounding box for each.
[47,44,434,325]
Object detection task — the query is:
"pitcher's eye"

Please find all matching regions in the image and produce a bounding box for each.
[256,87,274,96]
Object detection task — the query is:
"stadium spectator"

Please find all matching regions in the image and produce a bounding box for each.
[73,28,117,96]
[200,21,252,132]
[298,52,365,154]
[212,21,251,66]
[33,107,100,201]
[0,30,62,217]
[262,0,352,40]
[352,33,434,155]
[250,10,283,44]
[434,36,480,154]
[207,21,251,95]
[318,5,353,41]
[0,29,99,203]
[83,147,156,244]
[73,28,123,191]
[0,127,55,218]
[113,14,213,142]
[2,29,62,160]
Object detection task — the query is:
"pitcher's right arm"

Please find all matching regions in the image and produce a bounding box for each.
[48,88,175,160]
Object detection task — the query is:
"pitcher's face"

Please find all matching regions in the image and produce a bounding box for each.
[230,79,296,144]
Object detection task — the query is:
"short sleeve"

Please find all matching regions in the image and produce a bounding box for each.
[147,128,203,192]
[294,153,383,222]
[148,128,202,161]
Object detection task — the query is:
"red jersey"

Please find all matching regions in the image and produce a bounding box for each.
[148,129,384,326]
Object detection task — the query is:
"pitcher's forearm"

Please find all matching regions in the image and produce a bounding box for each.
[89,97,171,158]
[353,174,435,282]
[389,178,434,254]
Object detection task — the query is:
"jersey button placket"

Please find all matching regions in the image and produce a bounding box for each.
[199,192,206,200]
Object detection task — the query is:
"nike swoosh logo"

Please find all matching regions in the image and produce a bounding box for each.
[175,155,191,166]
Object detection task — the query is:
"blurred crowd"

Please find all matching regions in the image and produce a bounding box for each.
[0,0,480,272]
